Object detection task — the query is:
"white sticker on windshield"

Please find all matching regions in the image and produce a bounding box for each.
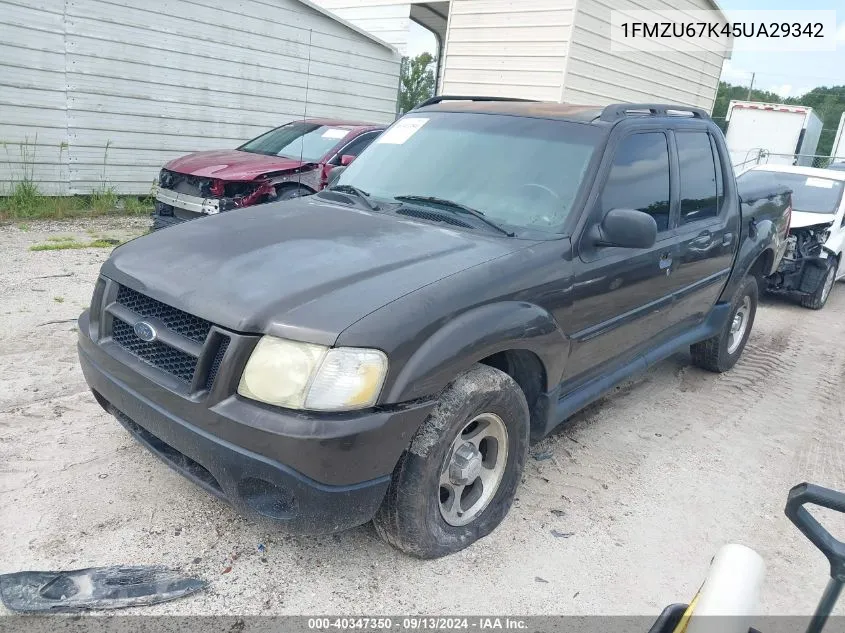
[376,117,429,145]
[806,177,834,188]
[322,128,348,139]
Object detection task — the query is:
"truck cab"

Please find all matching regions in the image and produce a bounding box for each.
[78,98,790,558]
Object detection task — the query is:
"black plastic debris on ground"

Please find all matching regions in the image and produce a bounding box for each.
[0,565,207,613]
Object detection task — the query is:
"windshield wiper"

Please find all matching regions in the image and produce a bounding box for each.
[328,184,379,211]
[393,195,514,236]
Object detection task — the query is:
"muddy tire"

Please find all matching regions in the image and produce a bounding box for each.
[691,275,758,373]
[373,364,529,559]
[800,258,837,310]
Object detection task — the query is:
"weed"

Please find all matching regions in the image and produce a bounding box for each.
[47,196,86,218]
[89,187,118,213]
[53,296,64,303]
[2,180,43,217]
[122,196,154,215]
[0,138,154,221]
[47,236,75,242]
[17,223,30,231]
[89,238,120,248]
[30,238,120,252]
[1,136,42,218]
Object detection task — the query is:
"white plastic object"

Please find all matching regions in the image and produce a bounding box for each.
[685,543,766,633]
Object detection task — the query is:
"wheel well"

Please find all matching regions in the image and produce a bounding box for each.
[748,249,774,283]
[478,350,546,436]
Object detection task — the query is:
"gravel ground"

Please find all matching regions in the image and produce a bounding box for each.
[1,216,844,618]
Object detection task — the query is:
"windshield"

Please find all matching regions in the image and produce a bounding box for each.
[239,122,352,161]
[335,111,601,232]
[738,170,845,214]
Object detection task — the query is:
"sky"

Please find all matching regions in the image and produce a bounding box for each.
[718,0,845,97]
[407,0,845,99]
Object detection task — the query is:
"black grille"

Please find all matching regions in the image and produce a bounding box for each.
[204,338,230,390]
[396,208,472,228]
[116,286,211,345]
[112,318,198,383]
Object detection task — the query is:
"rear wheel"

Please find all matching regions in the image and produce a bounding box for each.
[691,275,758,373]
[373,364,529,558]
[801,258,837,310]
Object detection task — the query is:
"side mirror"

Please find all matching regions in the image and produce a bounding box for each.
[591,208,657,249]
[326,165,346,188]
[341,154,356,166]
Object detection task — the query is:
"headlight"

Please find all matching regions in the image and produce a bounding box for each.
[237,336,388,411]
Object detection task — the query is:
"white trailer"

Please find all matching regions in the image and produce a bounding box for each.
[725,101,823,171]
[831,113,845,165]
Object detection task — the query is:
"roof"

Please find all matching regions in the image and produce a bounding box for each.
[748,164,845,182]
[302,117,385,130]
[415,100,711,125]
[416,101,605,122]
[294,0,400,56]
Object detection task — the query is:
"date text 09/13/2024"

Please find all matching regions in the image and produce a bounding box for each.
[307,618,528,630]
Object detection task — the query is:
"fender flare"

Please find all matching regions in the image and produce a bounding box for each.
[720,217,779,301]
[384,301,569,403]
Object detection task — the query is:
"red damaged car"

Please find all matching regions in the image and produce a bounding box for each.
[152,119,384,230]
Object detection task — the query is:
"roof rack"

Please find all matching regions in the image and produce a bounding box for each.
[414,95,540,109]
[599,103,710,122]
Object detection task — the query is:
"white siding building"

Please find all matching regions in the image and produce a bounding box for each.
[313,0,729,110]
[0,0,400,195]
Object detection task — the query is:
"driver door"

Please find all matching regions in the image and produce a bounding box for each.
[558,131,681,389]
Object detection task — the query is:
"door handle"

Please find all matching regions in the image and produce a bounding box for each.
[659,251,672,269]
[690,230,712,248]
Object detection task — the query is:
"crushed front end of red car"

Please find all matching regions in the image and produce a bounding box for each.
[151,120,384,231]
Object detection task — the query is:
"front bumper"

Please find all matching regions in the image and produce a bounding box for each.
[155,186,220,216]
[77,314,434,533]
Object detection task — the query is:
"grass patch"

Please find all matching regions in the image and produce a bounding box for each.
[1,135,155,220]
[89,238,121,248]
[30,237,121,252]
[4,180,43,216]
[90,187,118,214]
[0,194,153,221]
[122,195,154,215]
[17,223,30,231]
[53,296,64,303]
[47,235,75,242]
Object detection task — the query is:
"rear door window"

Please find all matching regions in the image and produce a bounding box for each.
[677,132,719,224]
[601,132,671,231]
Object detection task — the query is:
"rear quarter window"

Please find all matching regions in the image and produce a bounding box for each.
[677,132,719,224]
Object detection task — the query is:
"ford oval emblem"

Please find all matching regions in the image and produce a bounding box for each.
[133,321,157,342]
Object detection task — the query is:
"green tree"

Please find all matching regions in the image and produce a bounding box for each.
[398,52,435,114]
[784,86,845,157]
[710,81,783,132]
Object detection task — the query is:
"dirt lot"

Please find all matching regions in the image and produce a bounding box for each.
[1,216,844,617]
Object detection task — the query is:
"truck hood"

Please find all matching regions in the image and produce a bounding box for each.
[164,150,307,180]
[790,211,835,229]
[101,197,528,345]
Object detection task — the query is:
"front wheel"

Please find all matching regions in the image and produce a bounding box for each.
[690,275,758,373]
[801,258,837,310]
[373,364,529,558]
